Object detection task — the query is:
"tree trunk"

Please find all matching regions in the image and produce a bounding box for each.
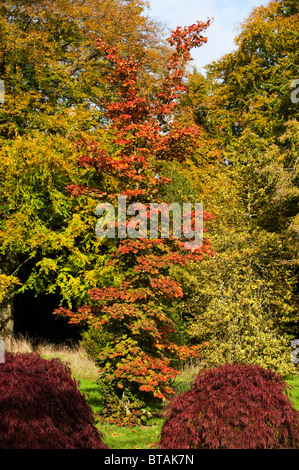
[0,294,14,335]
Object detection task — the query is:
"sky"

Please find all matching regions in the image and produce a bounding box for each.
[145,0,271,73]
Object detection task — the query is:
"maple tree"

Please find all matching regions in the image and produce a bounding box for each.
[54,20,214,424]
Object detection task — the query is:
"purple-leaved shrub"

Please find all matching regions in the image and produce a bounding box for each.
[0,352,108,449]
[158,364,299,449]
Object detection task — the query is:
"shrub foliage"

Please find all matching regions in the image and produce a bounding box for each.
[158,364,299,449]
[0,352,108,449]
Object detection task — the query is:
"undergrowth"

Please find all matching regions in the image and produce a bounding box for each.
[3,334,299,449]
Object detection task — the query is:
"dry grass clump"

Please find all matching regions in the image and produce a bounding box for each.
[39,342,100,381]
[2,334,34,354]
[2,334,99,381]
[173,359,203,394]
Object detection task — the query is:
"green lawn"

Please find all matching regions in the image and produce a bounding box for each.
[285,375,299,410]
[78,378,163,449]
[78,379,103,415]
[99,423,163,449]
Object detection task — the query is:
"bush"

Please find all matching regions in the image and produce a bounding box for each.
[80,325,111,363]
[158,363,299,449]
[0,352,108,449]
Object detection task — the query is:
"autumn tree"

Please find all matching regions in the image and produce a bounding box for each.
[205,0,299,342]
[54,20,214,424]
[162,152,298,375]
[0,0,169,334]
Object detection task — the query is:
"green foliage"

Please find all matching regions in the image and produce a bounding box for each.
[81,325,112,362]
[207,0,299,141]
[162,0,299,374]
[185,251,296,375]
[166,158,298,374]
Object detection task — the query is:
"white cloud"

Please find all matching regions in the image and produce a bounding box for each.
[146,0,270,72]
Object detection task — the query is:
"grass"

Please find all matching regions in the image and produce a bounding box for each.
[100,422,163,449]
[4,334,299,449]
[285,375,299,410]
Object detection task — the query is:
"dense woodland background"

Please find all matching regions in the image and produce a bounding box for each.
[0,0,298,423]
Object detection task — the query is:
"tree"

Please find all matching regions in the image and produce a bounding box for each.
[167,0,299,372]
[164,159,297,375]
[55,20,214,425]
[0,0,169,334]
[206,0,299,142]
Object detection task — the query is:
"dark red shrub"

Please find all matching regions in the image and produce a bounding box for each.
[0,352,108,449]
[158,364,299,449]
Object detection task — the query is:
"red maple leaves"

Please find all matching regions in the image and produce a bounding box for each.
[55,19,213,424]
